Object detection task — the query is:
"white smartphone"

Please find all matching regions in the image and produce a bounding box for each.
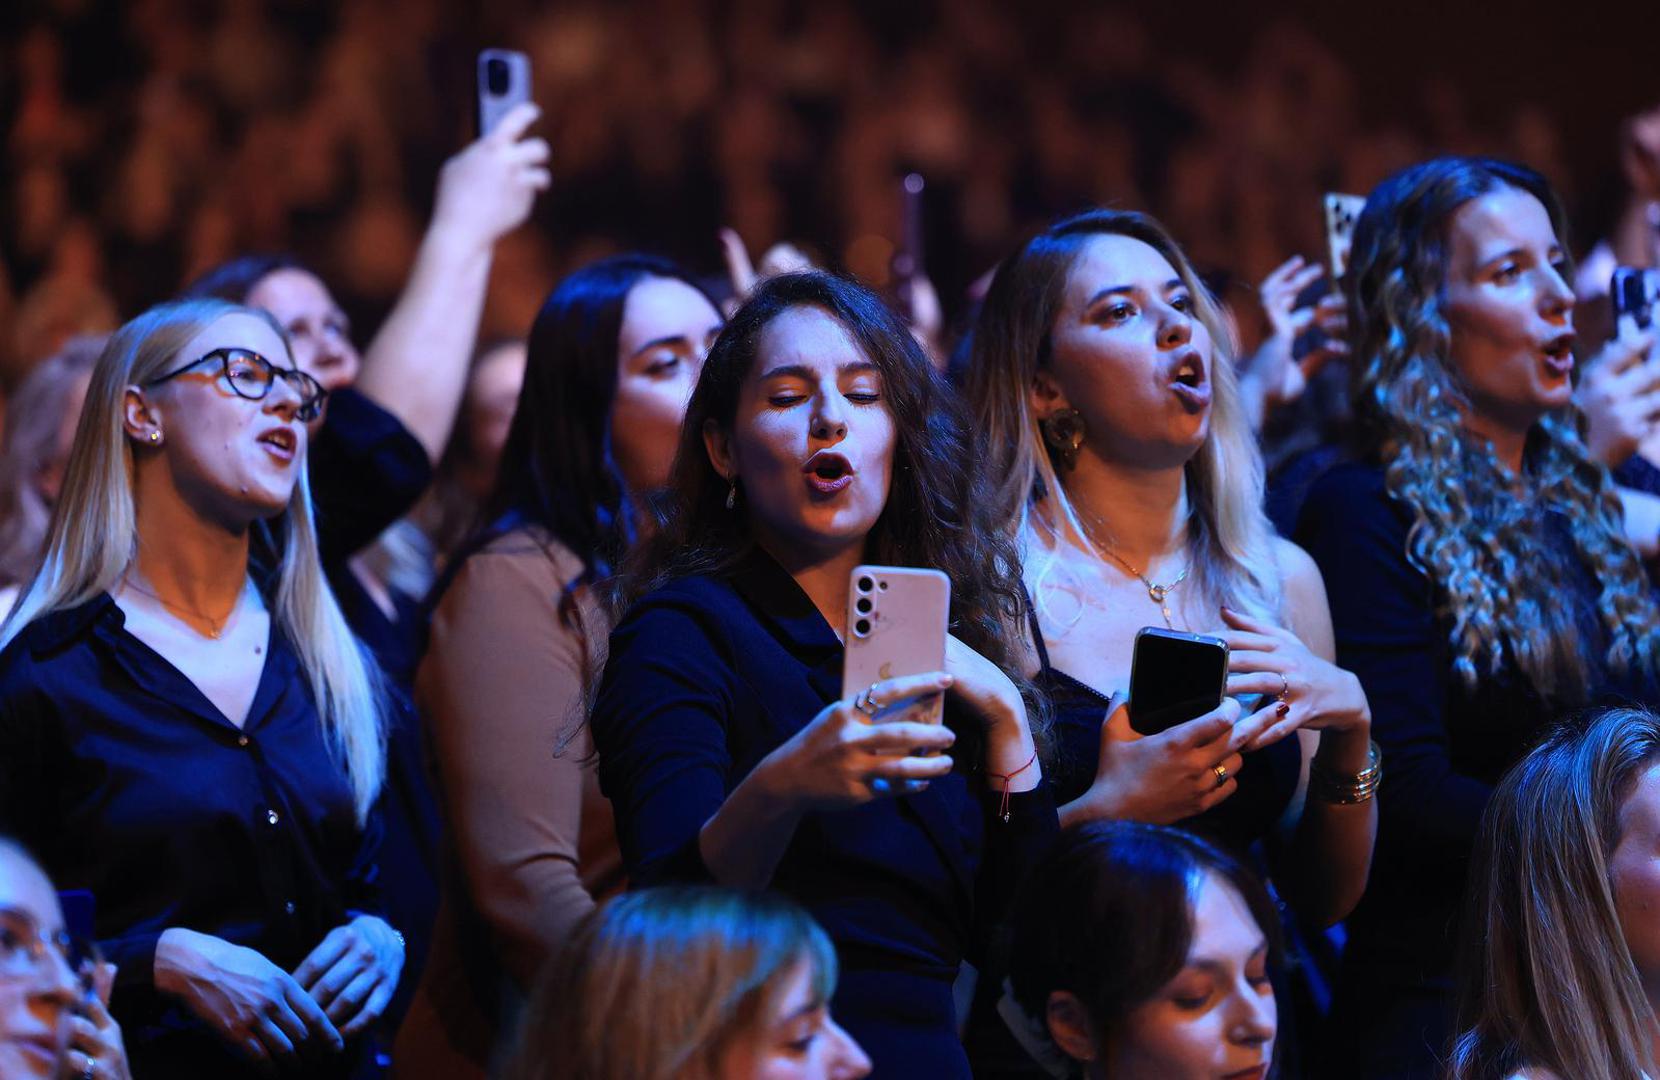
[842,565,950,725]
[1323,192,1367,280]
[476,49,532,138]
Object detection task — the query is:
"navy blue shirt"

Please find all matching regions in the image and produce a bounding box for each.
[592,551,1057,1079]
[0,593,381,1076]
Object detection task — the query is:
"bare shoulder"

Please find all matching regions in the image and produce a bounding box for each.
[1270,536,1323,594]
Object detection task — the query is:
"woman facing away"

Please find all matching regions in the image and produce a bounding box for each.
[1293,156,1660,1078]
[592,271,1055,1077]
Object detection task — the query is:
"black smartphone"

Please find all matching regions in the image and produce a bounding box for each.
[1612,267,1660,330]
[476,48,532,138]
[1128,627,1230,737]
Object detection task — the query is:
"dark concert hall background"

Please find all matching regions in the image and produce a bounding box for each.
[2,0,1653,384]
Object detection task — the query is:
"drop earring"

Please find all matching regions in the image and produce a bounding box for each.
[725,477,738,510]
[1038,408,1086,471]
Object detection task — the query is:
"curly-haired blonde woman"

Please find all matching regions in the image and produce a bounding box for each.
[1294,156,1660,1079]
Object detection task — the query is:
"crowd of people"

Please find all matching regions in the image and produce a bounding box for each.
[7,7,1660,1080]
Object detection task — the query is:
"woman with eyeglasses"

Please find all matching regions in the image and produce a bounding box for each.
[0,299,396,1077]
[0,838,131,1080]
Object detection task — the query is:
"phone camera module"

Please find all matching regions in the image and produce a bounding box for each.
[853,618,872,638]
[856,576,874,593]
[855,597,873,615]
[486,58,511,95]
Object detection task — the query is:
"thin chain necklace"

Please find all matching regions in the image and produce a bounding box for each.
[122,577,241,639]
[1099,547,1190,630]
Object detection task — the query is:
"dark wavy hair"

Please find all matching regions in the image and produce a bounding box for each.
[1345,156,1659,701]
[623,271,1033,735]
[180,253,312,303]
[1008,821,1282,1069]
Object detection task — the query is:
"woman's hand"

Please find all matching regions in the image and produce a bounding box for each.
[291,915,405,1039]
[1242,256,1350,423]
[1577,314,1660,467]
[1062,697,1280,828]
[1216,607,1370,752]
[431,102,551,252]
[944,634,1026,736]
[154,928,344,1068]
[62,963,132,1080]
[753,671,958,811]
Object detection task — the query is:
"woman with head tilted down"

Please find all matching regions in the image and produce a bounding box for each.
[0,300,399,1077]
[1292,157,1660,1077]
[963,209,1376,902]
[394,255,724,1077]
[1453,707,1660,1080]
[591,272,1056,1077]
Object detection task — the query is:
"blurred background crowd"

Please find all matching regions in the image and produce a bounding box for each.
[4,0,1656,388]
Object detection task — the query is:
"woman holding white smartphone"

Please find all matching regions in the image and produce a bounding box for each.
[591,271,1053,1078]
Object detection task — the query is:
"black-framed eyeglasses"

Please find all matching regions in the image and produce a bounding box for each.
[147,347,328,422]
[0,904,99,992]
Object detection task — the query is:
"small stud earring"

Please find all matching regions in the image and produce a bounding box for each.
[725,477,738,510]
[148,431,162,445]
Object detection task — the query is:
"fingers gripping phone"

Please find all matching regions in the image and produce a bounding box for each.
[1612,267,1660,330]
[1128,627,1230,737]
[476,49,532,138]
[1323,193,1367,281]
[843,565,950,726]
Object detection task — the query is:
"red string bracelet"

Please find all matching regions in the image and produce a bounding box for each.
[988,749,1038,823]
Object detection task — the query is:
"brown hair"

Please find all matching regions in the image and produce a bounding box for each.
[506,886,839,1080]
[1450,706,1660,1080]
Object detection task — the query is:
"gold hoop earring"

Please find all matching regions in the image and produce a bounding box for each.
[1038,408,1086,471]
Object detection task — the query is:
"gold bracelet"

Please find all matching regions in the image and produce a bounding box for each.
[1310,739,1382,805]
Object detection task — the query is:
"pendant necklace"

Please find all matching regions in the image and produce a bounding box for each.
[123,578,239,639]
[1099,547,1190,630]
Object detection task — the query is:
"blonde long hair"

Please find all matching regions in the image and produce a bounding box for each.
[0,299,386,821]
[965,209,1282,628]
[1450,706,1660,1080]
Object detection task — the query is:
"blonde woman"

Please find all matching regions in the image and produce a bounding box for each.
[0,299,395,1078]
[507,887,870,1080]
[1453,706,1660,1080]
[963,209,1375,928]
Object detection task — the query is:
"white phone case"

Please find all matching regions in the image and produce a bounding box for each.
[1324,192,1367,280]
[477,49,532,137]
[842,565,950,725]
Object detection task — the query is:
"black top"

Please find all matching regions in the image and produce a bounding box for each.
[592,551,1058,1079]
[0,593,381,1077]
[1028,610,1302,855]
[1295,460,1656,992]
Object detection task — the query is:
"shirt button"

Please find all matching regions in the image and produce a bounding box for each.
[284,901,296,915]
[266,809,280,826]
[237,735,250,747]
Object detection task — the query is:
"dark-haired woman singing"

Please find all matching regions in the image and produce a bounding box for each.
[592,272,1056,1078]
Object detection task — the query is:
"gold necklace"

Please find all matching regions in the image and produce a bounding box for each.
[1099,547,1190,629]
[123,578,239,639]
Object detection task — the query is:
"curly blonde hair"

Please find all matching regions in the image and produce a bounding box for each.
[1345,157,1658,701]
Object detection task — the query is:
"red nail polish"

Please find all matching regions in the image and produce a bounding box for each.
[1276,702,1291,718]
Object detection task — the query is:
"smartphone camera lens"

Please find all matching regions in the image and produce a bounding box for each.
[854,618,872,638]
[486,58,511,94]
[855,597,873,615]
[856,576,874,593]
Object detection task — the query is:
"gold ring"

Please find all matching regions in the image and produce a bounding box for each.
[1214,764,1230,787]
[1276,672,1291,702]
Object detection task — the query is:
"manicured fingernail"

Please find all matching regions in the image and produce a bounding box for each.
[1276,702,1291,718]
[940,674,955,686]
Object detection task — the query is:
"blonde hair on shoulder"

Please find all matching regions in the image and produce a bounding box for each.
[0,298,386,820]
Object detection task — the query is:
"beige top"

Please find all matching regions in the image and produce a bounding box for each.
[394,527,624,1078]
